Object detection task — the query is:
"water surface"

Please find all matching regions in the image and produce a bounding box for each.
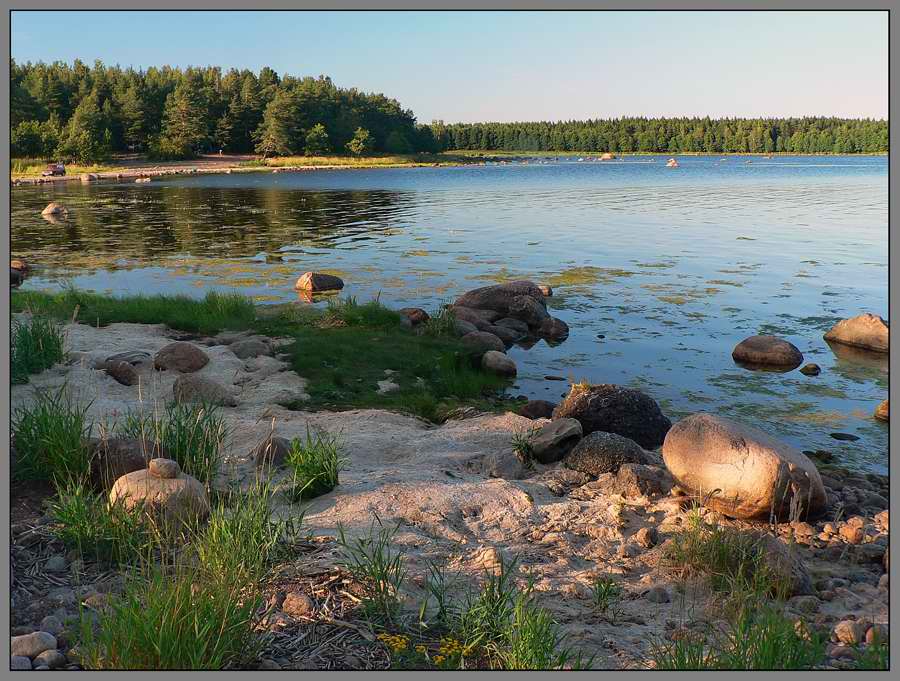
[12,155,888,473]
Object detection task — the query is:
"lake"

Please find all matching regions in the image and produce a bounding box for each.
[11,155,889,473]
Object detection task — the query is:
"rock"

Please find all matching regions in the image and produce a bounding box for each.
[105,360,139,386]
[135,177,151,183]
[80,173,98,182]
[103,350,153,368]
[10,268,23,287]
[454,281,546,315]
[564,431,648,476]
[44,555,67,573]
[634,527,659,548]
[41,202,68,216]
[834,619,867,645]
[538,284,553,297]
[39,616,62,636]
[376,379,400,394]
[829,432,859,442]
[538,316,569,342]
[472,546,504,574]
[461,331,505,356]
[10,631,57,658]
[553,383,671,449]
[34,649,67,669]
[229,338,270,359]
[614,464,673,498]
[398,307,429,326]
[824,313,888,353]
[10,656,31,670]
[516,400,556,420]
[173,374,238,407]
[483,324,522,344]
[645,586,670,603]
[452,306,499,330]
[800,363,821,376]
[149,458,180,479]
[494,317,531,335]
[294,272,344,292]
[838,524,864,544]
[530,418,583,464]
[874,510,888,531]
[88,437,158,491]
[259,658,282,670]
[662,413,826,521]
[454,319,479,337]
[253,435,293,468]
[874,400,888,422]
[753,533,814,596]
[109,464,210,525]
[482,450,527,480]
[481,350,517,377]
[10,258,28,272]
[732,335,803,369]
[509,295,551,327]
[154,342,209,373]
[866,624,887,644]
[282,592,315,618]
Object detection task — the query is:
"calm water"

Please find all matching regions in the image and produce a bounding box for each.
[12,155,889,473]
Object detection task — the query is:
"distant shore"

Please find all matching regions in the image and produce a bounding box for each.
[9,149,887,186]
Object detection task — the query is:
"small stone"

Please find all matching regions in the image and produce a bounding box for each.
[10,656,31,670]
[282,592,315,618]
[11,631,57,658]
[154,341,209,373]
[834,619,867,645]
[39,615,63,636]
[105,360,139,386]
[34,649,67,669]
[839,524,864,544]
[799,363,821,376]
[253,435,292,468]
[44,555,67,573]
[149,458,180,479]
[634,527,659,548]
[259,658,282,670]
[645,586,671,603]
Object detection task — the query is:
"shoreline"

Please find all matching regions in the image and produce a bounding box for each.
[10,150,887,187]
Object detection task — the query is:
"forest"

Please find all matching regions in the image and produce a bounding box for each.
[10,60,889,163]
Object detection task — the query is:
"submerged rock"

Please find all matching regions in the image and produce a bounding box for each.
[294,271,345,292]
[564,431,648,476]
[539,316,569,342]
[154,342,209,373]
[732,335,803,369]
[553,383,671,449]
[454,280,546,315]
[662,413,826,520]
[824,313,888,353]
[530,418,582,464]
[508,295,550,327]
[41,202,68,216]
[799,363,821,376]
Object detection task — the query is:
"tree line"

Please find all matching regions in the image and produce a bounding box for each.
[11,60,888,163]
[430,117,888,154]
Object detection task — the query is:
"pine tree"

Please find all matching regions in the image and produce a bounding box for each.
[157,76,209,158]
[304,123,330,156]
[253,89,298,157]
[55,91,112,163]
[119,84,148,152]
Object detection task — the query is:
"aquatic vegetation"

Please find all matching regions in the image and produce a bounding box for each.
[547,266,636,288]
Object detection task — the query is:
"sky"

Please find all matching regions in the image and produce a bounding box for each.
[11,10,888,123]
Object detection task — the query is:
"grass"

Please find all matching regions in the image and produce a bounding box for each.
[47,478,154,564]
[10,157,118,178]
[12,289,256,335]
[590,575,623,617]
[253,152,473,169]
[510,427,537,463]
[284,427,348,501]
[118,401,228,488]
[11,316,66,384]
[421,303,457,337]
[12,385,93,485]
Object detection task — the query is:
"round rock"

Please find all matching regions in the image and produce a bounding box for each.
[106,360,139,386]
[662,413,826,520]
[539,316,569,342]
[824,313,888,353]
[481,350,517,377]
[874,400,888,422]
[461,331,505,356]
[552,383,671,449]
[229,338,270,359]
[564,431,648,476]
[11,631,57,658]
[153,342,209,373]
[254,435,293,468]
[109,467,210,525]
[173,374,238,407]
[732,335,803,370]
[149,458,180,479]
[453,281,546,315]
[799,363,821,376]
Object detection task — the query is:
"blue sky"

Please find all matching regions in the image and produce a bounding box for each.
[11,10,888,123]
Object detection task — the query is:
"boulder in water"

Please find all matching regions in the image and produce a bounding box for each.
[294,272,345,292]
[824,313,888,353]
[732,335,803,370]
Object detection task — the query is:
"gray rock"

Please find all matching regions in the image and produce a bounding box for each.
[46,587,76,607]
[564,431,648,476]
[173,374,238,407]
[230,338,270,359]
[39,615,63,636]
[259,659,282,670]
[149,458,180,479]
[483,324,522,344]
[509,295,551,327]
[461,331,505,356]
[483,451,527,480]
[254,435,293,468]
[34,649,66,669]
[539,316,569,342]
[10,655,31,670]
[530,418,583,464]
[154,342,209,373]
[104,350,153,368]
[645,586,670,603]
[494,317,531,335]
[453,319,479,337]
[454,281,546,315]
[614,464,673,498]
[10,631,57,658]
[44,555,67,573]
[481,350,517,377]
[516,400,556,420]
[106,360,139,386]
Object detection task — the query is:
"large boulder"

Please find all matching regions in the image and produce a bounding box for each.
[481,350,517,377]
[398,307,430,327]
[552,383,671,449]
[454,319,479,337]
[564,431,648,476]
[483,324,522,344]
[454,281,546,315]
[661,413,826,521]
[453,306,503,327]
[173,374,238,407]
[494,317,531,335]
[109,458,210,525]
[824,313,888,353]
[154,342,209,373]
[732,335,803,369]
[539,317,569,342]
[11,631,56,659]
[294,272,344,292]
[461,331,505,356]
[530,418,583,464]
[89,437,164,490]
[508,295,550,327]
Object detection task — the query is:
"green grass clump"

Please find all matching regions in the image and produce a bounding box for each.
[12,289,256,335]
[12,386,92,485]
[590,575,623,617]
[119,401,227,487]
[47,479,152,564]
[284,428,347,501]
[321,296,401,328]
[11,316,66,384]
[422,304,457,337]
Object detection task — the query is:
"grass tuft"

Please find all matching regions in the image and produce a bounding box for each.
[284,427,347,501]
[11,316,66,384]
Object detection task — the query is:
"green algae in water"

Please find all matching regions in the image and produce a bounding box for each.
[547,266,636,288]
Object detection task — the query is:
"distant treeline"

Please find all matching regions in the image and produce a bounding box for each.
[431,117,888,154]
[10,60,888,163]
